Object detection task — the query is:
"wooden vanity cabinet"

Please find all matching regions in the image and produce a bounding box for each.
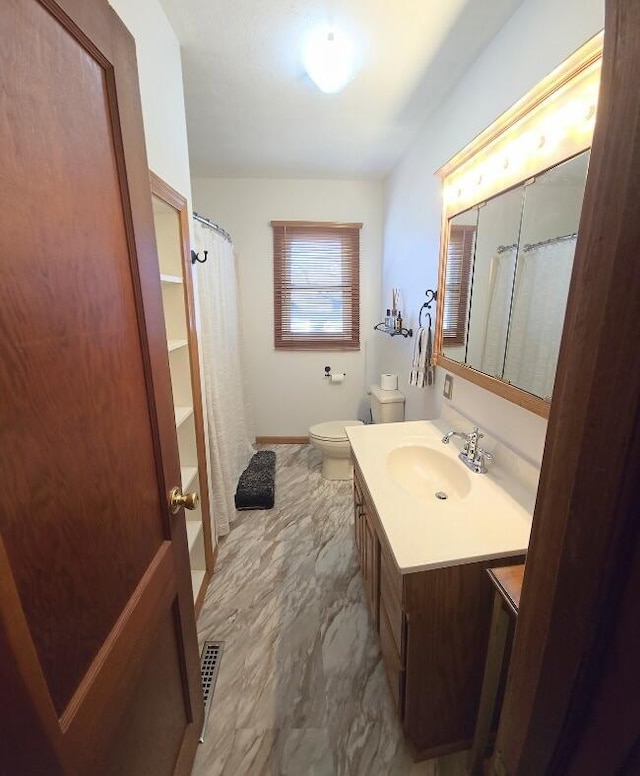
[353,461,523,759]
[353,471,380,630]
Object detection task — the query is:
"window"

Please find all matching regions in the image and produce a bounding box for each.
[443,225,476,346]
[272,221,361,350]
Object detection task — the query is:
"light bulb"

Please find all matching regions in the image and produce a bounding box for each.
[304,27,355,94]
[443,184,458,203]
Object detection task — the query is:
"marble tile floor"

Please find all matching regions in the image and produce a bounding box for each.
[192,444,468,776]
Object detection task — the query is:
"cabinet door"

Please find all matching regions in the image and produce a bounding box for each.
[0,2,202,774]
[362,512,380,630]
[379,600,405,718]
[353,480,364,554]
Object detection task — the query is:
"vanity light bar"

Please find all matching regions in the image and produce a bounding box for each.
[441,48,602,213]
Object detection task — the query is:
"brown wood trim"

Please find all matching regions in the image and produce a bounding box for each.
[434,206,448,372]
[255,436,310,444]
[435,356,551,419]
[194,569,211,619]
[193,542,218,620]
[149,171,184,210]
[437,32,603,180]
[492,4,640,773]
[270,220,363,229]
[180,198,216,572]
[150,171,216,574]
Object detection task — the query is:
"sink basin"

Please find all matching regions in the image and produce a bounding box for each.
[386,445,471,500]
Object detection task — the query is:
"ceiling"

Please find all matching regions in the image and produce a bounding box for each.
[159,0,524,180]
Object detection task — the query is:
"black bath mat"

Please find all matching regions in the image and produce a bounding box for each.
[234,451,276,510]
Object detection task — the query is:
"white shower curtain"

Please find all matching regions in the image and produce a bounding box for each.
[193,218,254,538]
[503,238,576,399]
[480,247,517,377]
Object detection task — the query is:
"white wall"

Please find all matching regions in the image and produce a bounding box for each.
[109,0,192,204]
[380,0,604,467]
[192,178,384,437]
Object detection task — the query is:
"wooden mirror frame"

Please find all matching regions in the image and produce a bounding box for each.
[434,34,603,419]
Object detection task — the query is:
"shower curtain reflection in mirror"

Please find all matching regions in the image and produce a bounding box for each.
[502,237,576,400]
[480,246,517,378]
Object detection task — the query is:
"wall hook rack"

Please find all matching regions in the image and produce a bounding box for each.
[418,288,437,328]
[191,249,208,265]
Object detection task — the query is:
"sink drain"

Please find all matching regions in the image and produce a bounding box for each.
[435,491,448,500]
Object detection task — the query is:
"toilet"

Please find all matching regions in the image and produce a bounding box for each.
[309,385,405,480]
[309,420,364,480]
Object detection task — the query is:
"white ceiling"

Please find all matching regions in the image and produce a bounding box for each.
[158,0,524,180]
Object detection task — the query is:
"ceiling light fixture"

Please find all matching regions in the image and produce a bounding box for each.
[303,27,355,94]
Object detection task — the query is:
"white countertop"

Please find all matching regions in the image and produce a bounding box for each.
[346,420,535,574]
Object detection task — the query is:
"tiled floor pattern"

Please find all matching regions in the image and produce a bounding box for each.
[192,445,468,776]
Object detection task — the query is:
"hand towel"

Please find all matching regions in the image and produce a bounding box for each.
[426,326,434,386]
[409,326,424,386]
[409,327,430,388]
[415,327,429,388]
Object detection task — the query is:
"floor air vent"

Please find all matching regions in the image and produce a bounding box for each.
[199,640,224,743]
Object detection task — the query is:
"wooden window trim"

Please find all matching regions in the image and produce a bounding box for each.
[272,220,362,351]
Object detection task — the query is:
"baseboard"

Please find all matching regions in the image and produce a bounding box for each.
[255,436,309,445]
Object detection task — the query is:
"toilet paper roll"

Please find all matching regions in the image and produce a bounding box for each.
[329,373,345,384]
[381,373,398,391]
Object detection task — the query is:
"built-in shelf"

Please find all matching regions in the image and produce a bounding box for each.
[181,466,198,490]
[160,273,183,284]
[168,338,188,352]
[174,405,194,428]
[153,173,212,619]
[191,569,206,603]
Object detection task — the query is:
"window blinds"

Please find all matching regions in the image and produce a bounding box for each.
[272,221,361,350]
[443,225,476,346]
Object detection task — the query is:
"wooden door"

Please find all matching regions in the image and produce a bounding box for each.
[0,1,203,775]
[490,2,640,774]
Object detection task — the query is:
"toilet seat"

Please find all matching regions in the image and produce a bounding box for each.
[309,420,363,442]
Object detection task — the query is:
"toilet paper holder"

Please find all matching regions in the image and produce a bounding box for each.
[324,366,346,378]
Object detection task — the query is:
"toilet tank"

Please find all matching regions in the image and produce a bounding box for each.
[369,384,406,423]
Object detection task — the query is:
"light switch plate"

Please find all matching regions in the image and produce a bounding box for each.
[443,374,453,400]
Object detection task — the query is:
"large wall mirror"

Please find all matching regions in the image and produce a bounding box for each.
[442,151,590,402]
[435,34,602,417]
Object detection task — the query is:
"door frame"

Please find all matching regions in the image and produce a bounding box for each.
[491,1,640,773]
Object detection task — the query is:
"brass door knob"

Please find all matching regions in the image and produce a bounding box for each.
[169,486,200,514]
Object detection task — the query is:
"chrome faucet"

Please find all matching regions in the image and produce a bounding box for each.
[442,426,493,474]
[441,430,468,445]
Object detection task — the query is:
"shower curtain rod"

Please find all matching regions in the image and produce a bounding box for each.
[523,232,577,252]
[193,211,233,244]
[497,243,518,254]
